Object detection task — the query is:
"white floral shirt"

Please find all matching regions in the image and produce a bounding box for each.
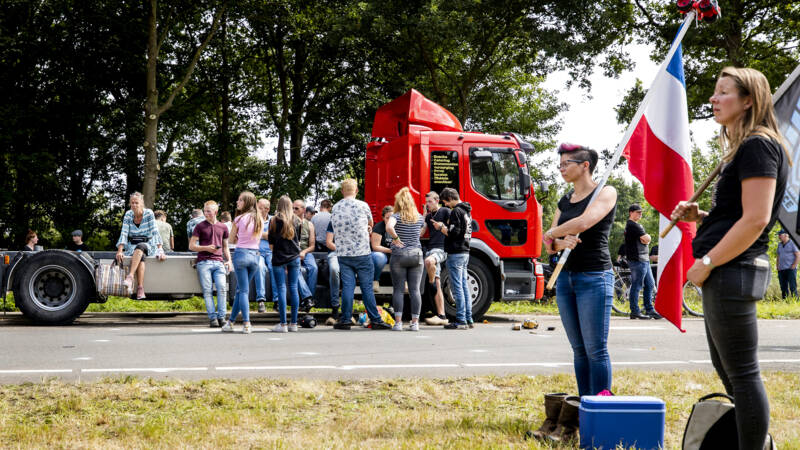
[330,198,372,257]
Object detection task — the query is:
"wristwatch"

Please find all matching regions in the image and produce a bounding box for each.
[701,254,715,269]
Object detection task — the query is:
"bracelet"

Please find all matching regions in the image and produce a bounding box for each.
[392,235,400,241]
[543,236,554,246]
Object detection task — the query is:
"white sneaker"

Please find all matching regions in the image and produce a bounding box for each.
[392,321,403,331]
[272,323,288,333]
[242,323,252,334]
[288,323,298,332]
[425,315,448,326]
[221,321,234,333]
[373,280,380,293]
[408,322,419,332]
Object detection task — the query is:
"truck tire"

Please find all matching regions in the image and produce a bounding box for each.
[14,251,92,324]
[441,257,494,321]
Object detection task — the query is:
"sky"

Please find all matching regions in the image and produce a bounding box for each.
[540,43,717,181]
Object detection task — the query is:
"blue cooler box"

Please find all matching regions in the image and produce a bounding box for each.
[579,395,665,449]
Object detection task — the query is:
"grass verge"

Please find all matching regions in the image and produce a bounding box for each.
[0,371,798,448]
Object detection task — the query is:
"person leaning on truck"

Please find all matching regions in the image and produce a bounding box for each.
[433,187,473,330]
[116,191,166,300]
[189,200,232,328]
[420,191,450,326]
[543,143,617,397]
[329,178,391,330]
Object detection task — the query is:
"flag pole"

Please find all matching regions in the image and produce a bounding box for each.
[546,11,696,290]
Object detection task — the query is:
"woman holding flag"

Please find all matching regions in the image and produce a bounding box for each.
[543,143,617,396]
[672,67,788,449]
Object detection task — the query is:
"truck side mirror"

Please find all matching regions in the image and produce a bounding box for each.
[520,171,532,198]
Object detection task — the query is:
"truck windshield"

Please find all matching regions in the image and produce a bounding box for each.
[470,148,524,201]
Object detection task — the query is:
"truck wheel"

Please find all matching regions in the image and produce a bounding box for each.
[441,258,494,321]
[14,251,92,324]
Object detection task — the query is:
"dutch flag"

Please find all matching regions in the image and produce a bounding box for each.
[622,34,697,332]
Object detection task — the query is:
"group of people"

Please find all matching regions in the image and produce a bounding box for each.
[112,178,476,334]
[539,67,786,448]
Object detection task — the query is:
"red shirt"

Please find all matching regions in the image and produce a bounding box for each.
[192,220,229,262]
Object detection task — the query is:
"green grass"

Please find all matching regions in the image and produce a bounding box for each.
[0,371,798,448]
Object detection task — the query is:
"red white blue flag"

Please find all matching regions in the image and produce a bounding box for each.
[623,37,696,332]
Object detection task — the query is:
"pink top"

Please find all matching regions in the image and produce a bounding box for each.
[233,214,260,249]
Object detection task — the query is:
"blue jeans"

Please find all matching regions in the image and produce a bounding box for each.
[446,253,472,324]
[328,252,340,308]
[371,251,388,281]
[628,260,655,314]
[339,255,381,323]
[256,251,278,302]
[556,270,614,396]
[298,269,312,299]
[196,260,227,320]
[272,256,300,325]
[230,248,259,323]
[778,268,797,298]
[301,252,318,296]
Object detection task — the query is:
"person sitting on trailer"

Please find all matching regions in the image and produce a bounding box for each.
[116,191,166,299]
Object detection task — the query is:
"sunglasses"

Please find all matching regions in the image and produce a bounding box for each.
[293,207,302,210]
[558,159,585,169]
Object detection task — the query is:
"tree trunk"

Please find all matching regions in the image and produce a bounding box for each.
[142,0,160,209]
[219,15,231,211]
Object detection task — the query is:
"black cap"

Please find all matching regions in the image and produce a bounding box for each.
[628,204,642,212]
[71,229,83,237]
[305,206,316,214]
[778,229,788,235]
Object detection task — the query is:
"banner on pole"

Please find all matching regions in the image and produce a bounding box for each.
[774,64,800,244]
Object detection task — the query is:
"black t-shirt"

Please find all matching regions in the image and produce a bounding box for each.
[624,219,649,262]
[693,136,788,265]
[268,218,301,267]
[650,245,658,258]
[371,221,392,249]
[557,187,616,272]
[425,207,451,249]
[68,242,90,252]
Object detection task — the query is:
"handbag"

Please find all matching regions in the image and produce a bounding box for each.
[95,260,131,297]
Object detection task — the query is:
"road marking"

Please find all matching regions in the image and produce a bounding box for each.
[216,365,337,371]
[470,349,489,353]
[340,364,459,371]
[464,362,571,368]
[296,352,319,356]
[81,367,208,373]
[111,328,121,331]
[414,335,431,339]
[0,369,73,374]
[610,326,665,330]
[759,359,800,363]
[267,338,284,341]
[614,361,689,365]
[72,357,92,361]
[191,329,222,333]
[93,339,111,342]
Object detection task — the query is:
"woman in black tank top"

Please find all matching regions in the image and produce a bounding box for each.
[542,143,617,399]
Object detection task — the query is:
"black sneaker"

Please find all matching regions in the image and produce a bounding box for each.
[444,322,468,330]
[333,322,352,330]
[300,296,314,312]
[646,310,663,320]
[217,317,225,327]
[209,319,220,328]
[370,321,392,330]
[257,301,266,313]
[467,320,475,329]
[630,312,652,320]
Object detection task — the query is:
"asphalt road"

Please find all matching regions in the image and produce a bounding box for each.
[1,312,799,383]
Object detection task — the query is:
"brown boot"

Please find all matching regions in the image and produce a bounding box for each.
[547,395,581,443]
[525,393,568,440]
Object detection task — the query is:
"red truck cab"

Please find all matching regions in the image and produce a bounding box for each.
[365,89,544,318]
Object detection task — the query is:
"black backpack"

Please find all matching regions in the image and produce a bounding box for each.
[683,393,775,450]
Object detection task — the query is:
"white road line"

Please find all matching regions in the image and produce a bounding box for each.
[610,326,666,330]
[689,360,712,364]
[296,352,319,356]
[81,367,208,373]
[191,329,222,333]
[110,328,121,331]
[614,361,689,365]
[267,338,284,341]
[470,349,489,353]
[93,339,111,342]
[340,364,459,370]
[0,369,73,374]
[216,366,337,371]
[464,362,571,368]
[759,359,800,363]
[72,357,92,361]
[414,335,431,339]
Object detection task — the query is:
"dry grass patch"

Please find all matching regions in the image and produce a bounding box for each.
[1,371,799,448]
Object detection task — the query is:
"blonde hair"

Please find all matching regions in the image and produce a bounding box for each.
[393,187,419,224]
[341,178,357,196]
[717,67,789,164]
[234,191,263,238]
[270,195,299,240]
[203,200,219,211]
